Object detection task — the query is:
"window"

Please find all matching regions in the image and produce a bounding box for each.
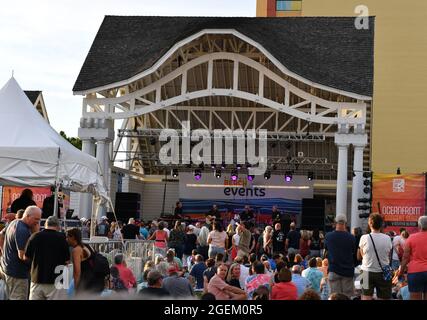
[276,0,302,11]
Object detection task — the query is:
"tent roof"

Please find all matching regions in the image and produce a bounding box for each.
[0,78,107,199]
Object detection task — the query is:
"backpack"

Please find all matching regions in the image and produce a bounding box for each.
[86,245,110,278]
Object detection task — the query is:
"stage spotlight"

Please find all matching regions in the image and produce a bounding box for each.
[149,137,156,145]
[264,170,271,180]
[194,169,202,181]
[285,171,293,182]
[307,171,314,181]
[172,169,179,178]
[231,169,238,181]
[247,174,255,181]
[221,162,226,169]
[215,169,222,179]
[246,162,252,169]
[211,163,216,169]
[236,163,242,170]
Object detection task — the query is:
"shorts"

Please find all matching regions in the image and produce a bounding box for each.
[361,271,392,299]
[408,271,427,293]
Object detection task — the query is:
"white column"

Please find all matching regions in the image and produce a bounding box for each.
[78,139,95,219]
[96,139,109,218]
[350,143,366,230]
[336,143,349,218]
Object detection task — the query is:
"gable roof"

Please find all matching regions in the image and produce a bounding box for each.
[73,16,374,97]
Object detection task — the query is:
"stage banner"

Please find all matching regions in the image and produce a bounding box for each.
[1,186,51,218]
[179,172,313,220]
[372,173,425,234]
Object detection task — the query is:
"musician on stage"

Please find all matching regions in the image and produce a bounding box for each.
[207,204,221,220]
[240,205,256,227]
[174,201,183,219]
[271,205,281,226]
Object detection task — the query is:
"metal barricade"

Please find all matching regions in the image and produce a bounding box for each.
[124,240,156,282]
[83,239,124,266]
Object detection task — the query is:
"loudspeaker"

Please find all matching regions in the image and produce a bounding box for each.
[301,198,325,231]
[113,192,141,222]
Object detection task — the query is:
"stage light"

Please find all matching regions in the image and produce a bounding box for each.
[247,174,255,181]
[307,171,314,181]
[172,169,179,178]
[231,169,238,181]
[221,162,226,169]
[285,171,293,182]
[194,169,202,181]
[264,170,271,180]
[215,169,222,179]
[236,163,242,170]
[211,163,216,169]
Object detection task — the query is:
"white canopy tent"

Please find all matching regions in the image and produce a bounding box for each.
[0,77,109,222]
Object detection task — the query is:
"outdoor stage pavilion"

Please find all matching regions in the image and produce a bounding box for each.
[71,16,374,230]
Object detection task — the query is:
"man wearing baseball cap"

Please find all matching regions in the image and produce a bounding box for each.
[324,214,356,298]
[161,265,193,298]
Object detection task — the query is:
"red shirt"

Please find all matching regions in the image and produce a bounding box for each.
[405,231,427,273]
[271,282,298,300]
[116,264,137,289]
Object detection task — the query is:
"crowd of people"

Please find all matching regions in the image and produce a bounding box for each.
[1,197,427,301]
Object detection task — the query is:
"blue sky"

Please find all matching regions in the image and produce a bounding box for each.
[0,0,255,136]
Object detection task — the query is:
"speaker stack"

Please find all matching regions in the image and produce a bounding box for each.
[301,198,325,231]
[112,192,141,222]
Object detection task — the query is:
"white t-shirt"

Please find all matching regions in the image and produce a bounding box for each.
[164,228,170,238]
[239,264,250,290]
[392,235,405,260]
[232,233,240,246]
[359,232,392,272]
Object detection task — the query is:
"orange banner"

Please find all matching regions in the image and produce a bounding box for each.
[1,186,51,219]
[372,174,425,234]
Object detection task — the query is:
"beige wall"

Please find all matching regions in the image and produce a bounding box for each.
[256,0,267,17]
[300,0,427,174]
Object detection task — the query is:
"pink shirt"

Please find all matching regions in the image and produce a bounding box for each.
[405,231,427,273]
[154,230,167,248]
[208,275,231,300]
[116,264,137,289]
[208,231,227,248]
[271,282,298,300]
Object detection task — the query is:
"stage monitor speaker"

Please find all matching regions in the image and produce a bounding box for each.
[113,192,141,222]
[301,198,325,231]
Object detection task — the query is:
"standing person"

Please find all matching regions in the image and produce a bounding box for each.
[299,230,311,259]
[189,255,207,290]
[139,222,149,240]
[24,216,70,300]
[240,205,255,226]
[271,206,281,226]
[285,222,300,255]
[0,206,41,300]
[237,222,252,259]
[66,228,105,295]
[324,215,356,298]
[168,221,186,260]
[183,226,197,267]
[208,205,222,221]
[96,216,109,237]
[207,222,228,260]
[197,219,210,260]
[263,226,273,257]
[352,227,363,267]
[174,201,183,219]
[358,213,393,300]
[309,229,322,258]
[398,216,427,300]
[392,229,408,270]
[80,218,90,239]
[121,218,141,240]
[10,189,36,214]
[272,223,285,256]
[148,221,169,256]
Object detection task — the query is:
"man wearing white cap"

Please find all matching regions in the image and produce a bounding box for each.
[324,214,356,298]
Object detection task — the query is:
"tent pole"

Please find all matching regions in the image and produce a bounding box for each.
[53,148,61,227]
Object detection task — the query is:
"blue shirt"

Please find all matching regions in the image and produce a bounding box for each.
[291,274,311,298]
[325,231,356,277]
[190,262,207,289]
[304,268,324,293]
[0,220,31,278]
[140,227,149,239]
